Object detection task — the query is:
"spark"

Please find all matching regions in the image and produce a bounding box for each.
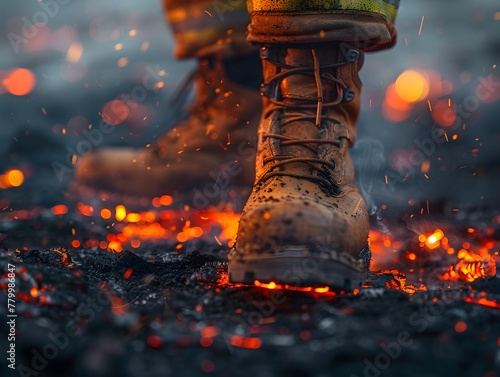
[214,235,222,246]
[418,16,425,36]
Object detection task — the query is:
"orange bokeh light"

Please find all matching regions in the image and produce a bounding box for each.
[159,195,173,206]
[385,84,411,111]
[115,204,127,221]
[454,321,467,333]
[395,70,429,103]
[432,100,456,127]
[2,68,36,96]
[100,208,112,219]
[382,100,410,123]
[101,100,129,126]
[52,204,68,215]
[6,169,24,187]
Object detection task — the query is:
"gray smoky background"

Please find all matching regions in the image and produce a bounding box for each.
[0,0,499,217]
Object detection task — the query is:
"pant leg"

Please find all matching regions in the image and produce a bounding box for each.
[163,0,253,58]
[246,0,399,51]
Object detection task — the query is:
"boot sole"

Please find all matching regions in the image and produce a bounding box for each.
[228,246,370,291]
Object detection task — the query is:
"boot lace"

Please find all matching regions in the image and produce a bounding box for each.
[258,47,359,194]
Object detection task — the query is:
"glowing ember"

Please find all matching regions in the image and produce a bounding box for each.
[421,228,445,250]
[100,208,112,219]
[115,205,127,221]
[146,335,163,349]
[123,268,133,279]
[440,250,496,283]
[369,269,427,295]
[254,280,332,294]
[2,198,484,288]
[51,204,68,215]
[464,297,500,309]
[229,335,262,349]
[79,204,242,251]
[454,321,467,333]
[76,202,94,216]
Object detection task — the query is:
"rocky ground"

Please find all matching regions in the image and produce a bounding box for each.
[1,206,499,377]
[1,1,500,376]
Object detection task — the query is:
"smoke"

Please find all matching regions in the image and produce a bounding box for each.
[352,138,389,232]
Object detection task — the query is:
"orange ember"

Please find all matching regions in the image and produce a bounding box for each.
[464,297,500,309]
[254,280,332,294]
[71,199,499,287]
[440,250,496,283]
[454,321,467,333]
[123,268,134,279]
[52,204,68,215]
[77,202,242,251]
[229,335,262,349]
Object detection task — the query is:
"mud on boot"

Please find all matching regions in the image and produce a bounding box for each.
[229,44,370,290]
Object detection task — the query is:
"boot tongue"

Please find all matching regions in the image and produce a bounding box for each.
[276,48,336,169]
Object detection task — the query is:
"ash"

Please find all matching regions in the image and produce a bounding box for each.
[1,237,499,377]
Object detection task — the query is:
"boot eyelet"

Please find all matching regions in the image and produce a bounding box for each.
[344,49,360,63]
[260,47,271,60]
[343,88,355,102]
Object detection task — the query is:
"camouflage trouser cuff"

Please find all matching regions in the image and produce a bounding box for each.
[246,0,399,51]
[164,0,254,59]
[163,0,399,57]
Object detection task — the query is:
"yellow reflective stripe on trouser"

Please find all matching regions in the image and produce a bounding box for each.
[248,0,399,23]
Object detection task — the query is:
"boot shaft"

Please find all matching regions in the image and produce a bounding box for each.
[255,44,364,191]
[260,44,363,136]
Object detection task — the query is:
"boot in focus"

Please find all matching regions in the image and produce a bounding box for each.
[229,0,399,289]
[229,44,371,289]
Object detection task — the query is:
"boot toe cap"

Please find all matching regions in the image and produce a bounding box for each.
[235,197,367,256]
[73,149,146,193]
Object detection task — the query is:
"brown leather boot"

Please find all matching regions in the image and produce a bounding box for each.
[71,55,261,211]
[229,44,370,289]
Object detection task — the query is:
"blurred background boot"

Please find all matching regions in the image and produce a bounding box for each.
[71,0,261,212]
